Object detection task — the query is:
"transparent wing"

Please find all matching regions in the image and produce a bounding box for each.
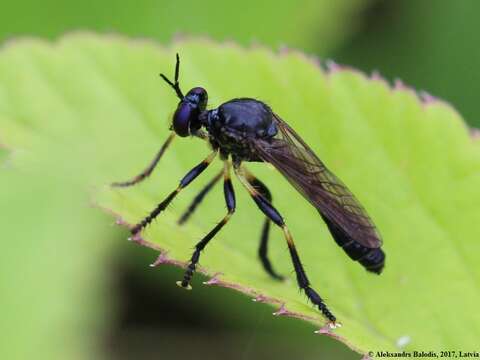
[251,114,382,248]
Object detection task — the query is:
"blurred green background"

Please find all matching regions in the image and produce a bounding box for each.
[1,1,478,359]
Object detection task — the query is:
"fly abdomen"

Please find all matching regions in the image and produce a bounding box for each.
[358,248,385,274]
[320,214,385,274]
[341,241,385,274]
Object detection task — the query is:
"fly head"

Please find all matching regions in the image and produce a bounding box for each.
[160,54,208,137]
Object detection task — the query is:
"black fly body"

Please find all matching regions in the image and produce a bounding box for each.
[113,54,385,326]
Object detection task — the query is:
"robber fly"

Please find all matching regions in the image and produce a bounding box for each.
[112,54,385,326]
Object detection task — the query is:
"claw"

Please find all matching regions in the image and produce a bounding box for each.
[329,321,342,329]
[176,281,192,290]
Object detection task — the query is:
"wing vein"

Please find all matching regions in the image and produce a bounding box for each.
[251,113,382,248]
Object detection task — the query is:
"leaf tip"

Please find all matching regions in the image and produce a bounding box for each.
[150,252,169,267]
[252,294,269,303]
[273,303,289,316]
[115,217,127,226]
[127,234,141,242]
[315,321,342,334]
[203,272,224,286]
[326,59,347,73]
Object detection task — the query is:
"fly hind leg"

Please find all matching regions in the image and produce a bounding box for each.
[243,168,283,280]
[235,165,337,324]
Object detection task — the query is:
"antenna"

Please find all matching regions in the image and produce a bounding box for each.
[160,53,184,100]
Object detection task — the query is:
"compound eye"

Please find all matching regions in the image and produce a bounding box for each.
[173,103,194,137]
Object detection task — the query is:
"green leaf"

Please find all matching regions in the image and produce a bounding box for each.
[1,33,479,356]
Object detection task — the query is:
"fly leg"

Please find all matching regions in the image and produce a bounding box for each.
[243,168,283,280]
[177,162,235,289]
[177,169,223,225]
[235,165,337,324]
[130,151,217,236]
[112,132,176,187]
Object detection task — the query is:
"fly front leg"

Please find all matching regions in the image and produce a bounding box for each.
[177,161,236,290]
[235,165,337,324]
[130,151,217,236]
[112,132,176,187]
